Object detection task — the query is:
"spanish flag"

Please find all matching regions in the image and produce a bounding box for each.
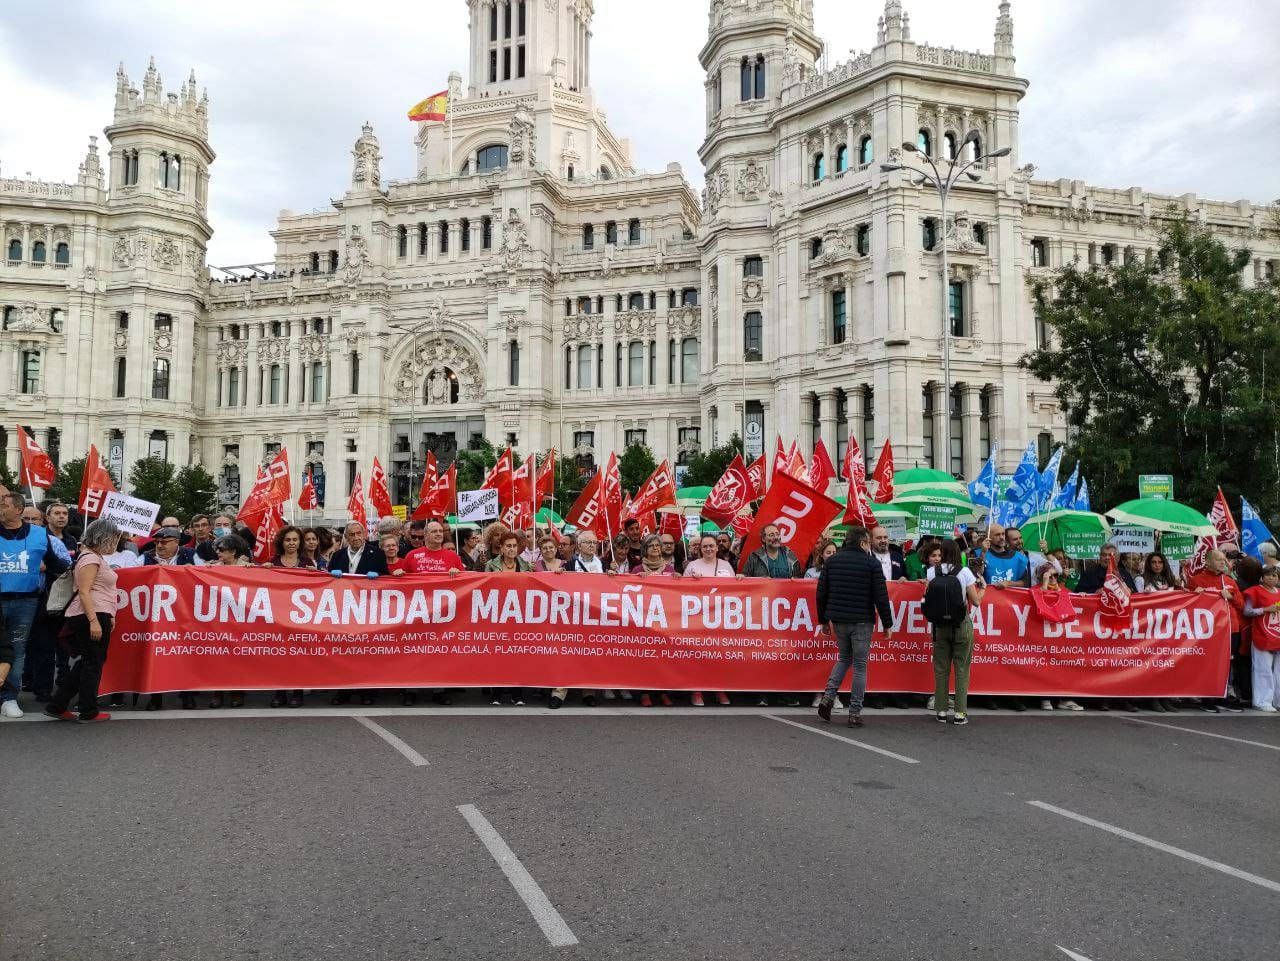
[408,90,449,122]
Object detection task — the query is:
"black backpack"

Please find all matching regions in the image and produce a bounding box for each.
[922,568,967,626]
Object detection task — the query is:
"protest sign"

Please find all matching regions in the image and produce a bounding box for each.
[1139,475,1174,500]
[917,505,957,537]
[1161,533,1197,560]
[1062,531,1107,560]
[457,489,500,524]
[1111,526,1157,553]
[99,491,160,539]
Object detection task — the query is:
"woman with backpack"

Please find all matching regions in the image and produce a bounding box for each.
[924,539,986,725]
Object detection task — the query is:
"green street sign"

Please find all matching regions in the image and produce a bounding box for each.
[1062,531,1107,560]
[1161,532,1197,560]
[917,504,958,537]
[1139,474,1174,500]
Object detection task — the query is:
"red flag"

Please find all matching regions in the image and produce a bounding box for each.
[565,470,608,541]
[660,512,684,540]
[78,444,117,517]
[736,472,844,575]
[483,448,515,508]
[348,471,368,526]
[433,464,457,516]
[786,440,806,480]
[747,455,767,500]
[840,436,876,528]
[297,470,318,512]
[1185,487,1238,575]
[17,426,55,489]
[808,439,837,494]
[369,457,394,519]
[1099,553,1133,619]
[631,460,677,517]
[501,501,532,531]
[251,504,285,565]
[512,454,535,508]
[238,448,292,521]
[730,509,754,540]
[772,437,789,482]
[703,454,754,528]
[871,440,896,504]
[414,453,438,516]
[535,448,557,504]
[602,452,624,533]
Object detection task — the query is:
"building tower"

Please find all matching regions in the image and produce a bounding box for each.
[467,0,595,96]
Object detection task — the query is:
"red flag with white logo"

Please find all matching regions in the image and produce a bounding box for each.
[565,470,608,541]
[251,504,285,565]
[702,454,754,528]
[17,426,55,489]
[348,472,368,526]
[483,447,515,508]
[297,470,318,512]
[747,455,767,500]
[871,440,895,504]
[238,448,292,522]
[602,452,624,534]
[535,448,557,505]
[369,457,394,519]
[840,436,877,528]
[631,459,677,517]
[78,444,117,517]
[1185,487,1238,575]
[1099,553,1133,619]
[736,472,843,575]
[808,439,837,494]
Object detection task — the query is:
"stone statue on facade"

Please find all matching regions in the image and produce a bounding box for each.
[351,122,382,191]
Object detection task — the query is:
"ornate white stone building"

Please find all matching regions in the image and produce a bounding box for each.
[2,0,1277,513]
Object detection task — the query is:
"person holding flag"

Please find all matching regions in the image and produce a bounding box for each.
[1186,549,1246,713]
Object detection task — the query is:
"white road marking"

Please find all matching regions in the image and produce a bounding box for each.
[1121,716,1280,751]
[457,804,579,948]
[1028,801,1280,894]
[765,714,921,764]
[1055,946,1096,961]
[353,716,429,767]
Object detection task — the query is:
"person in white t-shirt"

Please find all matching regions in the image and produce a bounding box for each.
[925,539,985,725]
[682,534,737,707]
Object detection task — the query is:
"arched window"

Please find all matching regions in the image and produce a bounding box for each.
[754,53,766,99]
[917,129,932,157]
[859,136,873,166]
[628,218,641,243]
[32,241,46,263]
[460,217,471,252]
[2,306,14,329]
[598,165,613,180]
[856,224,871,257]
[744,311,763,362]
[835,144,848,173]
[115,356,127,398]
[50,309,64,332]
[152,358,171,400]
[310,252,320,272]
[438,220,450,254]
[476,144,508,173]
[973,223,987,247]
[968,131,984,162]
[55,242,70,264]
[482,216,493,249]
[943,133,958,162]
[169,154,181,189]
[740,57,753,101]
[628,292,645,311]
[508,340,520,386]
[122,149,139,186]
[948,281,966,337]
[831,289,847,344]
[812,153,825,181]
[681,288,699,307]
[489,3,498,41]
[743,255,763,277]
[577,344,592,388]
[810,237,823,259]
[681,337,699,383]
[922,218,938,251]
[605,221,618,245]
[6,239,19,261]
[583,224,595,249]
[628,341,644,386]
[397,225,407,257]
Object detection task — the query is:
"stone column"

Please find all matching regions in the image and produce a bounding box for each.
[246,324,261,410]
[932,383,947,472]
[962,383,982,480]
[820,387,839,458]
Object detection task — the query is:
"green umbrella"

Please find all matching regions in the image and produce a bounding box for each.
[1106,499,1216,537]
[535,507,564,526]
[1019,509,1111,553]
[666,485,712,514]
[832,496,914,519]
[893,468,966,495]
[699,520,724,534]
[891,487,987,525]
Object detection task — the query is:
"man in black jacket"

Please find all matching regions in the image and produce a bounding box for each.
[329,522,389,577]
[816,526,894,728]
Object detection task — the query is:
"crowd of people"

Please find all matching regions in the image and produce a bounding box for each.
[1,487,1277,726]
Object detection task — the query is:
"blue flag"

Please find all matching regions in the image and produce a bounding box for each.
[968,445,1000,509]
[1241,497,1274,560]
[1037,446,1063,514]
[1073,478,1091,513]
[1054,462,1079,510]
[997,442,1040,528]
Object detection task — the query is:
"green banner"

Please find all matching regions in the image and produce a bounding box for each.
[1062,531,1107,560]
[917,504,958,537]
[1161,532,1197,560]
[1139,474,1174,500]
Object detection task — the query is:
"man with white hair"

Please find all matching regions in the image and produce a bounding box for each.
[1259,542,1279,570]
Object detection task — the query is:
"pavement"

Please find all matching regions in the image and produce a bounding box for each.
[2,695,1278,961]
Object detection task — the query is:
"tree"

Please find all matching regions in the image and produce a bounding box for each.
[0,460,17,495]
[47,457,86,507]
[683,433,744,488]
[173,464,219,520]
[129,457,179,518]
[618,443,657,495]
[1023,218,1280,518]
[453,439,498,491]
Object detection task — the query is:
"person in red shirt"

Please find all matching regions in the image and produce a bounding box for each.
[1186,549,1246,713]
[1243,566,1280,711]
[399,520,464,575]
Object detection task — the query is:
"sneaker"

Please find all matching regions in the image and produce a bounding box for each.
[1059,699,1084,711]
[691,692,705,707]
[755,696,769,707]
[512,698,526,706]
[78,712,112,723]
[716,692,731,706]
[1199,702,1221,714]
[811,694,823,708]
[548,696,564,710]
[490,698,501,706]
[45,707,76,721]
[1255,704,1278,712]
[602,689,617,700]
[926,695,936,711]
[1222,701,1244,714]
[817,697,833,722]
[935,711,948,724]
[1,700,23,719]
[953,713,968,726]
[1040,699,1054,711]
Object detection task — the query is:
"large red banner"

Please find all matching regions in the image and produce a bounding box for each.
[99,568,1230,697]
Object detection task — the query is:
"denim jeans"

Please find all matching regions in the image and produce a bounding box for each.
[823,621,874,714]
[0,596,39,703]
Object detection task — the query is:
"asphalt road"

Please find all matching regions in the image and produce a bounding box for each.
[2,702,1278,961]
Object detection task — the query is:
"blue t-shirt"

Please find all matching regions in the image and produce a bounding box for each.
[983,549,1029,585]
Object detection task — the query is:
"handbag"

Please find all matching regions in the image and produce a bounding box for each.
[45,569,77,615]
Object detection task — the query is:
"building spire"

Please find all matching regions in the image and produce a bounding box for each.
[882,1,908,43]
[995,1,1014,57]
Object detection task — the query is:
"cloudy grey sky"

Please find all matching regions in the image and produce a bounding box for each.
[2,0,1276,265]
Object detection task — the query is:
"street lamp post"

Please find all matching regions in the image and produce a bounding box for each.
[882,133,1011,476]
[387,318,433,511]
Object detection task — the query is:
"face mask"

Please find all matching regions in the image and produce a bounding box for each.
[214,526,231,538]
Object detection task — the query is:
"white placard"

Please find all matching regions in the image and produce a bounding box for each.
[684,514,702,540]
[457,488,499,524]
[100,491,161,539]
[744,420,763,459]
[1110,525,1156,553]
[880,517,908,542]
